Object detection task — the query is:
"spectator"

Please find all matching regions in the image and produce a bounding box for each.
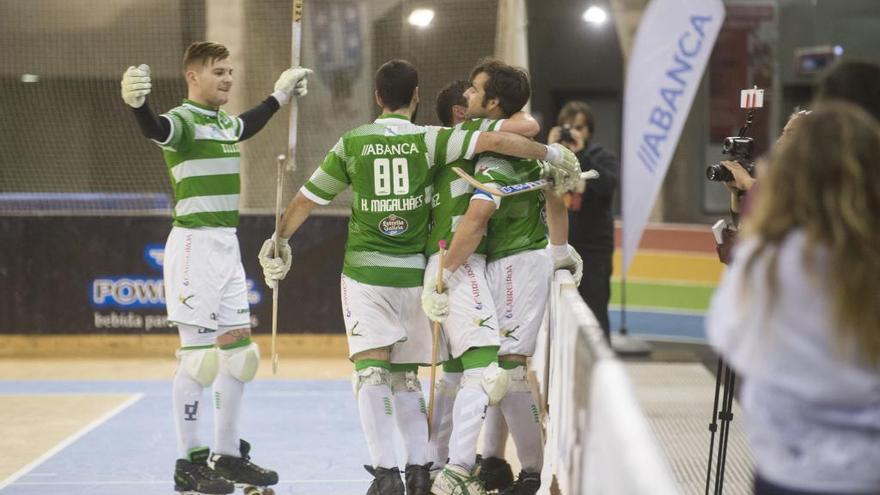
[548,101,618,338]
[707,102,880,495]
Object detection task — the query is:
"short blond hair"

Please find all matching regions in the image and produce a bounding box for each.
[183,41,229,69]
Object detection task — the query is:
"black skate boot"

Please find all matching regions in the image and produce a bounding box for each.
[501,471,540,495]
[404,462,432,495]
[174,447,234,495]
[210,440,279,495]
[364,465,404,495]
[477,456,514,492]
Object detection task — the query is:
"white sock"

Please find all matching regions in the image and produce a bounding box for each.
[391,372,430,465]
[448,368,489,470]
[429,372,461,468]
[359,377,398,469]
[481,404,509,458]
[212,368,244,456]
[501,368,543,472]
[172,365,206,459]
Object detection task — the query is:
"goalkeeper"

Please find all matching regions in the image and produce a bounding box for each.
[121,41,311,495]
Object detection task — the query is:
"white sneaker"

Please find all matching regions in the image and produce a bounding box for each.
[431,464,487,495]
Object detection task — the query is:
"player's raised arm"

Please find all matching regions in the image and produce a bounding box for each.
[238,67,313,141]
[121,64,174,142]
[498,110,540,137]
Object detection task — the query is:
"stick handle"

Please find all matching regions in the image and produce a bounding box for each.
[271,155,285,374]
[427,240,447,437]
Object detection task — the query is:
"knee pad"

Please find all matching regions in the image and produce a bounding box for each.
[502,363,531,393]
[390,370,422,394]
[177,346,219,387]
[219,341,260,382]
[352,366,391,398]
[435,373,461,400]
[461,362,510,406]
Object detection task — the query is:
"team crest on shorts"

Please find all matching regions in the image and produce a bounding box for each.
[379,214,408,236]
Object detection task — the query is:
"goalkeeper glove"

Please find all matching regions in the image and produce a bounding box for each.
[421,268,454,323]
[542,143,582,195]
[272,67,313,105]
[121,64,152,108]
[550,244,583,286]
[258,234,292,288]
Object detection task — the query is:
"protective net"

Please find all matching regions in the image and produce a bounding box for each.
[0,0,500,215]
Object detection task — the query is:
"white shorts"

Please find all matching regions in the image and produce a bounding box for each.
[164,226,251,331]
[426,254,500,359]
[341,275,437,364]
[487,249,552,357]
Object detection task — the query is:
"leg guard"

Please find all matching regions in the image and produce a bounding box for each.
[353,365,392,398]
[461,362,510,406]
[176,346,219,387]
[390,370,422,394]
[219,341,260,383]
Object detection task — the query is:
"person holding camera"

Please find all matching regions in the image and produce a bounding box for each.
[707,102,880,495]
[548,101,618,339]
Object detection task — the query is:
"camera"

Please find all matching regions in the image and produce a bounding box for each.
[705,136,756,182]
[558,125,575,144]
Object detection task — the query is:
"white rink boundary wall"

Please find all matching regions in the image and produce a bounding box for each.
[533,271,680,495]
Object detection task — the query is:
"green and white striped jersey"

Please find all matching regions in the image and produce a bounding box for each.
[154,99,244,228]
[302,114,481,287]
[473,154,548,261]
[426,118,503,257]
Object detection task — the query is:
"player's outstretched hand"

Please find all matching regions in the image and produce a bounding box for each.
[550,244,583,286]
[121,64,151,108]
[258,235,292,289]
[421,269,452,323]
[272,67,314,105]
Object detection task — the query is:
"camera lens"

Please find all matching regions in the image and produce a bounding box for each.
[706,163,733,182]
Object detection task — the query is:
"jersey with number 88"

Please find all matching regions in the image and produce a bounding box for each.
[301,115,480,288]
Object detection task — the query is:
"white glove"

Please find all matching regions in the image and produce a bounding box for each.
[542,143,582,194]
[271,67,313,105]
[258,234,292,288]
[421,269,453,323]
[550,244,583,286]
[121,64,152,108]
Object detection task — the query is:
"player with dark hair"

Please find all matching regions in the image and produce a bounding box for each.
[258,60,578,495]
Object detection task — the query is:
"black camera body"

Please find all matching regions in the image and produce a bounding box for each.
[706,137,756,182]
[559,126,575,144]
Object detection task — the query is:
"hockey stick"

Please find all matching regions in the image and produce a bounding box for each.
[451,167,599,197]
[271,154,286,374]
[288,0,304,167]
[426,239,447,437]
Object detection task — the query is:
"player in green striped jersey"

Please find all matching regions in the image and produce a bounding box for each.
[258,60,578,495]
[426,80,543,495]
[422,58,583,495]
[122,41,311,495]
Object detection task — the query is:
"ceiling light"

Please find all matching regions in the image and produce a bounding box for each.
[583,6,608,25]
[408,8,434,28]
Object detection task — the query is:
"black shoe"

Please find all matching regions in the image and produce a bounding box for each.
[477,456,514,492]
[501,471,540,495]
[404,462,432,495]
[174,447,235,494]
[364,465,405,495]
[210,440,279,487]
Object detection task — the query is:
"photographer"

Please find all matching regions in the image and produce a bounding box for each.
[548,101,618,339]
[707,102,880,495]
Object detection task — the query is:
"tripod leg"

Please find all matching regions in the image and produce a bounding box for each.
[705,358,725,495]
[716,369,736,495]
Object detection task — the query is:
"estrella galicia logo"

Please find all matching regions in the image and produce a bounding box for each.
[379,214,408,236]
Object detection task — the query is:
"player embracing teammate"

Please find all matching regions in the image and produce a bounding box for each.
[259,59,580,495]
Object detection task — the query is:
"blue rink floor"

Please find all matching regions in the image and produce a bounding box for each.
[0,379,381,495]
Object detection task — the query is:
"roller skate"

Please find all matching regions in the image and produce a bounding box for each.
[500,471,540,495]
[174,447,234,495]
[405,462,432,495]
[476,456,513,493]
[209,440,278,495]
[364,465,404,495]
